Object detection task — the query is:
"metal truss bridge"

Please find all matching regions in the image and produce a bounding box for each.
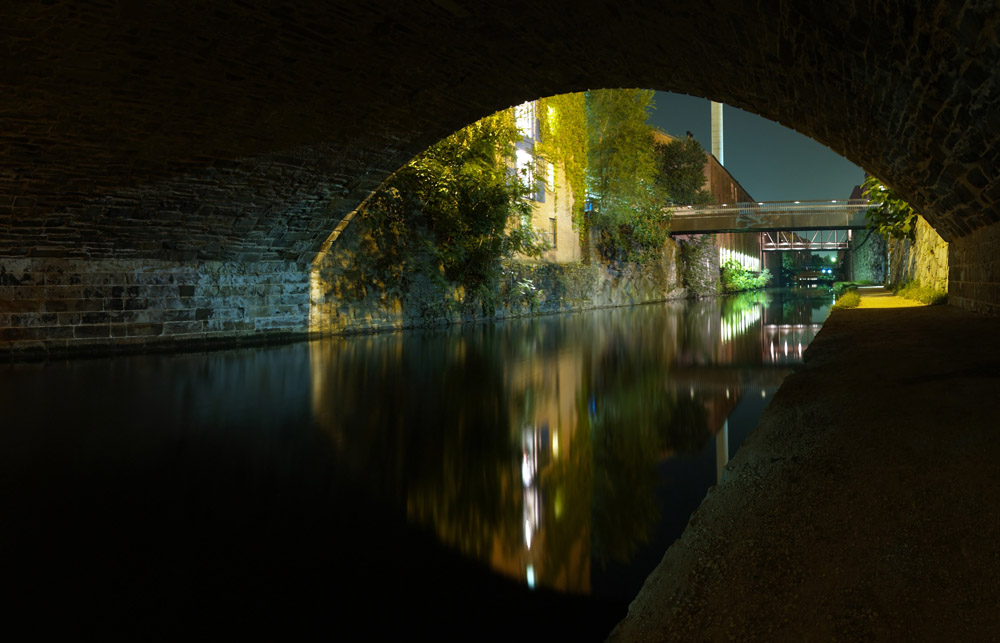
[760,229,854,251]
[669,199,869,234]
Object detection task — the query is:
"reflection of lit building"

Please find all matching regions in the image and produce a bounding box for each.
[490,348,592,594]
[521,424,545,578]
[720,305,762,344]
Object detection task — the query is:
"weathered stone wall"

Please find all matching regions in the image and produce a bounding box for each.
[0,217,686,358]
[0,259,310,359]
[949,220,1000,316]
[849,229,887,284]
[675,235,721,297]
[309,223,685,335]
[886,216,949,292]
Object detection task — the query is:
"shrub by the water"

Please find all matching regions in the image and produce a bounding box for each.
[832,281,869,297]
[832,290,861,310]
[720,259,772,293]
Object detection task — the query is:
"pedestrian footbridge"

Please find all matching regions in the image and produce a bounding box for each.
[669,199,869,235]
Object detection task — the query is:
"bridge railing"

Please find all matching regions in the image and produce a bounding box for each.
[670,199,870,217]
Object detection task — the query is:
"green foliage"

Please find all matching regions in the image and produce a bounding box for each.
[894,280,948,305]
[654,135,713,205]
[720,259,772,293]
[832,281,862,297]
[537,93,588,246]
[585,89,671,264]
[862,174,917,242]
[357,109,543,313]
[832,290,861,309]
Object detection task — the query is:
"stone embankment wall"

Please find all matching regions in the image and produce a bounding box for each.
[0,258,310,359]
[849,229,887,284]
[674,235,720,297]
[309,222,685,335]
[0,218,702,359]
[886,216,949,292]
[950,220,1000,316]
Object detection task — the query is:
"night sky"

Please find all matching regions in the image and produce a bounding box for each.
[648,92,865,203]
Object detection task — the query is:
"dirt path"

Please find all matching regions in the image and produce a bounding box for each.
[854,285,925,309]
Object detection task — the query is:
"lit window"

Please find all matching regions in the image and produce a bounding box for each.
[547,163,555,190]
[515,148,533,183]
[515,101,536,140]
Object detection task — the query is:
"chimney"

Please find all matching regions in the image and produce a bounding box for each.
[711,101,724,166]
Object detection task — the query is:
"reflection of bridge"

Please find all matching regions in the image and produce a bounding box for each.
[670,199,868,234]
[764,323,824,363]
[666,365,793,390]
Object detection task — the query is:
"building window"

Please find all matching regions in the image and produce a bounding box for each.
[515,147,534,185]
[550,217,557,249]
[515,101,537,141]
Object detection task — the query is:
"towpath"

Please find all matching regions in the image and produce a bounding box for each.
[608,294,1000,641]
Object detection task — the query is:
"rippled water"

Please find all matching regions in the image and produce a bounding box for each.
[0,288,831,638]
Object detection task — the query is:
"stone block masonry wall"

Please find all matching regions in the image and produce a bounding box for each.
[849,229,887,284]
[309,221,685,335]
[674,235,720,297]
[949,220,1000,316]
[886,216,949,292]
[0,259,310,359]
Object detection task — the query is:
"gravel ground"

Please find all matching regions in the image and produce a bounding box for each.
[607,297,1000,642]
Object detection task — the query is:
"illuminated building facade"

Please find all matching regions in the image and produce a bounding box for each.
[514,100,583,264]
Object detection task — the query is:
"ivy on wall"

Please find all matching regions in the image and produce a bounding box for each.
[354,108,543,313]
[536,92,589,251]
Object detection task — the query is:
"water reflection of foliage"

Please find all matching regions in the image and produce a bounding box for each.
[585,334,713,567]
[589,379,664,567]
[311,332,521,561]
[723,290,772,316]
[664,394,712,454]
[776,287,834,323]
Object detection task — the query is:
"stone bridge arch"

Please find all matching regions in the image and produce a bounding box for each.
[2,1,998,356]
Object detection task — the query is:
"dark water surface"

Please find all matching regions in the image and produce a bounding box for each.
[1,288,831,640]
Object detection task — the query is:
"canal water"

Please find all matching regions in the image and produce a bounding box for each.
[1,288,831,639]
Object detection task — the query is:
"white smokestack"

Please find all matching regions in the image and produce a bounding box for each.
[711,101,724,166]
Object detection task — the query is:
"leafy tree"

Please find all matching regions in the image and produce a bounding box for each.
[861,174,917,241]
[357,109,542,310]
[654,135,713,205]
[720,259,772,293]
[537,92,588,248]
[585,89,671,264]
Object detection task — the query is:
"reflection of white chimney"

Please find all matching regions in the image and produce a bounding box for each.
[711,101,724,166]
